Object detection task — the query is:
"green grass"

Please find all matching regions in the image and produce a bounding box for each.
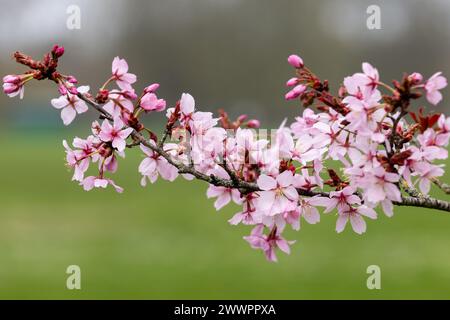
[1,134,450,299]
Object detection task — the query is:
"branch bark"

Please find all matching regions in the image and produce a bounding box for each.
[432,177,450,195]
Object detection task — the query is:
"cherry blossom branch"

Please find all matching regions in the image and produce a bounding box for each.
[77,93,450,212]
[4,46,450,262]
[77,92,335,195]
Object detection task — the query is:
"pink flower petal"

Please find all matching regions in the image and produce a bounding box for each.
[276,239,291,254]
[112,137,126,152]
[256,191,275,211]
[350,215,366,234]
[180,93,195,114]
[214,192,231,210]
[61,106,77,125]
[336,214,348,233]
[51,96,68,109]
[257,174,277,191]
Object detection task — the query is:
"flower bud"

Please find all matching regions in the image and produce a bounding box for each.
[246,119,260,128]
[58,84,68,95]
[52,45,65,58]
[408,72,423,84]
[285,84,306,100]
[144,83,160,94]
[66,75,78,84]
[68,86,78,95]
[95,89,109,104]
[286,77,298,87]
[338,85,347,98]
[237,114,248,123]
[287,54,304,68]
[3,75,20,84]
[2,74,24,98]
[3,82,19,94]
[122,90,137,100]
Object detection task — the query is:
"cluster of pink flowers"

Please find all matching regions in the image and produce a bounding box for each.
[3,46,449,262]
[58,57,167,192]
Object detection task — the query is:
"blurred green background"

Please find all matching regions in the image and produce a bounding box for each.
[1,134,450,299]
[1,0,450,299]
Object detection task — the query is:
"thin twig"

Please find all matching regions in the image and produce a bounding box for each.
[400,178,426,199]
[432,178,450,195]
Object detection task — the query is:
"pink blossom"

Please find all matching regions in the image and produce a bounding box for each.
[63,140,89,181]
[235,128,269,165]
[103,90,135,116]
[438,114,450,133]
[416,129,448,160]
[312,159,324,189]
[51,86,90,125]
[250,147,281,176]
[81,176,123,193]
[138,143,178,184]
[362,166,401,204]
[207,185,242,210]
[274,121,294,158]
[424,72,447,105]
[181,93,195,113]
[243,224,295,262]
[413,162,444,194]
[357,62,379,91]
[256,171,299,216]
[140,92,166,112]
[290,135,321,164]
[312,121,350,159]
[98,117,133,152]
[297,197,322,227]
[336,205,377,234]
[290,108,321,138]
[342,73,386,142]
[8,46,450,263]
[278,205,301,230]
[436,114,450,146]
[112,57,137,90]
[206,167,242,210]
[347,137,381,169]
[64,135,100,177]
[229,194,258,225]
[293,169,319,191]
[313,186,361,213]
[189,111,218,137]
[166,93,195,125]
[190,127,227,169]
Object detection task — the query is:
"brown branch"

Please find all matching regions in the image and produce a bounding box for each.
[219,158,240,187]
[432,178,450,195]
[78,93,450,213]
[394,196,450,212]
[400,178,426,199]
[77,93,111,119]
